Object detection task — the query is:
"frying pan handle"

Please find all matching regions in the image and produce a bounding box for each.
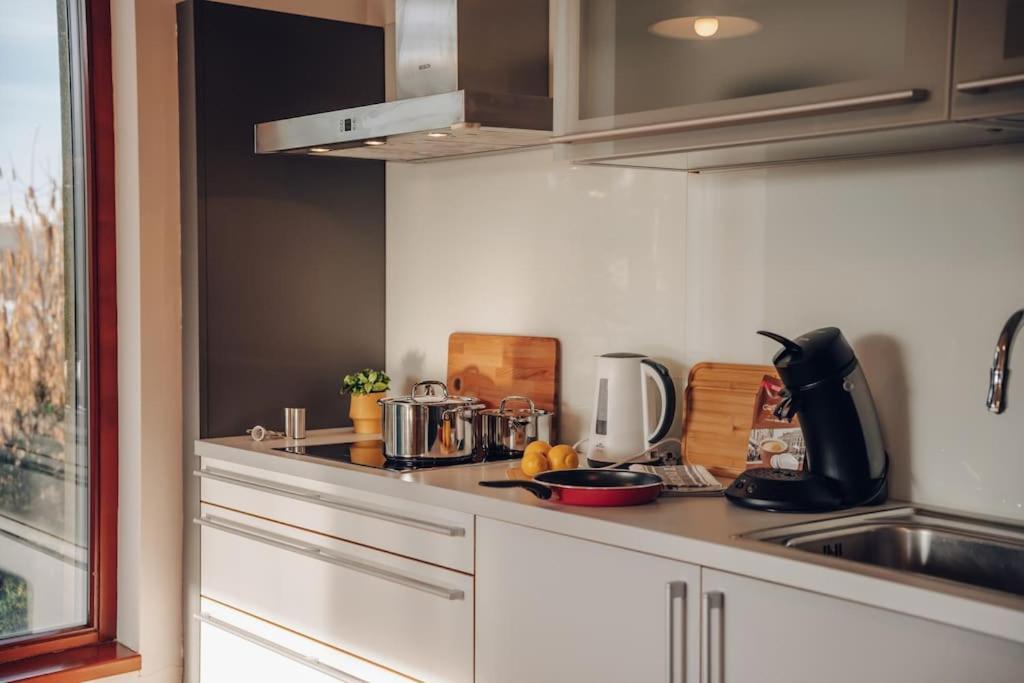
[478,480,553,500]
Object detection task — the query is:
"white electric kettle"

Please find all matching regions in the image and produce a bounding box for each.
[586,353,676,465]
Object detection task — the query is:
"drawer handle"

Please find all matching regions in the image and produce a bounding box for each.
[957,73,1024,94]
[195,515,466,601]
[666,581,686,683]
[194,467,466,537]
[701,591,724,683]
[196,612,371,683]
[551,89,928,144]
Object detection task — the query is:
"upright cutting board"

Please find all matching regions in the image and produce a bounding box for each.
[446,333,559,415]
[682,362,779,477]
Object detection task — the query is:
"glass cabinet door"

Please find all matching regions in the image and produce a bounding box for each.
[952,0,1024,121]
[556,0,953,142]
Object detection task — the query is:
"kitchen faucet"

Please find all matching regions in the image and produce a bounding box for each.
[987,308,1024,414]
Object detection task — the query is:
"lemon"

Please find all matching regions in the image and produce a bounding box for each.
[547,444,579,470]
[520,451,550,477]
[523,440,551,459]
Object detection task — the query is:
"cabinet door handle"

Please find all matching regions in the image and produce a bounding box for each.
[957,73,1024,93]
[197,612,371,683]
[701,591,724,683]
[666,581,686,683]
[551,89,928,144]
[194,467,466,537]
[195,515,465,601]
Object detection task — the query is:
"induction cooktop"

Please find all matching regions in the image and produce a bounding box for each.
[273,439,518,472]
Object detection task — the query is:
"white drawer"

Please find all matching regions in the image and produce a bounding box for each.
[196,457,474,572]
[198,598,416,683]
[198,504,473,683]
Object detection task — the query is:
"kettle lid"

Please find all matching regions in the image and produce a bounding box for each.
[757,327,857,388]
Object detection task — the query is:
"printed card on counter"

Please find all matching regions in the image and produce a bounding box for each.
[747,375,806,471]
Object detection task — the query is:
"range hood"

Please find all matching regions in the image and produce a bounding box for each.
[255,0,552,162]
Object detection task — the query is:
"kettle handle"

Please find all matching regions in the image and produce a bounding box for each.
[641,359,676,444]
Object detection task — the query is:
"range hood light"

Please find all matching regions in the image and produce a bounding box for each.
[693,17,719,37]
[364,139,387,146]
[427,131,452,138]
[649,15,761,40]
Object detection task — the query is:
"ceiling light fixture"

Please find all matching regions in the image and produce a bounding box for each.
[648,15,761,41]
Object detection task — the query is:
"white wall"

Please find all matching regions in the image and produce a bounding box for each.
[386,144,1024,521]
[109,0,183,680]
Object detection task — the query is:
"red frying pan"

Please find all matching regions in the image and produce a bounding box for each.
[479,469,662,506]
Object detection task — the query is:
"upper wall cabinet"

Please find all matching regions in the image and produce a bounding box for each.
[553,1,1024,170]
[952,0,1024,121]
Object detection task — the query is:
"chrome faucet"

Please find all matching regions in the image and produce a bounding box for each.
[987,309,1024,414]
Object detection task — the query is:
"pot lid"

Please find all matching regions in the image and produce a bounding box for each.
[380,380,478,407]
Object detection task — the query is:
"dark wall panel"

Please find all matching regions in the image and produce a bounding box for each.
[187,1,385,437]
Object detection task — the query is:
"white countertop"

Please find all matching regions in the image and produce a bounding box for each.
[196,428,1024,645]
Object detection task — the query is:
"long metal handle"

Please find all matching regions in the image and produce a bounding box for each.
[666,581,686,683]
[194,467,465,537]
[196,612,371,683]
[551,89,928,144]
[701,591,724,683]
[195,515,465,601]
[957,73,1024,94]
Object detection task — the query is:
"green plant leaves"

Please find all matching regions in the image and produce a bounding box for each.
[341,368,391,395]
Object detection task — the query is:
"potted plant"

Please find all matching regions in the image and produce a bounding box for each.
[342,369,391,435]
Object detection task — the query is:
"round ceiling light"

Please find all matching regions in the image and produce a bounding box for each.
[648,15,762,40]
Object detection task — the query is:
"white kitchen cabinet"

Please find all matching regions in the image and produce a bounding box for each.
[476,518,701,683]
[199,503,474,683]
[198,598,416,683]
[700,568,1024,683]
[197,457,475,572]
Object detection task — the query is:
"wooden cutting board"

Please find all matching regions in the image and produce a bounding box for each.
[446,333,559,415]
[682,362,779,478]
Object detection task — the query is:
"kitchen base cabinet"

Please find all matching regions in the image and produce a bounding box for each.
[476,518,701,683]
[701,568,1024,683]
[198,599,415,683]
[200,504,473,683]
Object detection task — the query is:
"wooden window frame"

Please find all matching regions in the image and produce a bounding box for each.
[0,0,120,666]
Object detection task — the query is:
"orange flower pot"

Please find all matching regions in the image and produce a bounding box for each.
[349,391,385,435]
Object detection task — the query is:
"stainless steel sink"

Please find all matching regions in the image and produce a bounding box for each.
[745,507,1024,598]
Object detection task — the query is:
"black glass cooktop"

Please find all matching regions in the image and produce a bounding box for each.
[273,439,518,472]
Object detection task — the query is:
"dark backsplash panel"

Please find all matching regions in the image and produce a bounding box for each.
[182,1,385,438]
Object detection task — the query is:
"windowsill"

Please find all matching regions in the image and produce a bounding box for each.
[0,642,140,682]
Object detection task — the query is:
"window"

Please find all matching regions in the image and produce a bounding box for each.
[0,0,118,666]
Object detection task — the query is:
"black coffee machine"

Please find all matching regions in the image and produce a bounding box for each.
[725,327,889,512]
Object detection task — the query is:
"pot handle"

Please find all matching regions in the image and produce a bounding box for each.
[498,395,536,413]
[410,380,449,402]
[478,480,553,500]
[441,403,486,421]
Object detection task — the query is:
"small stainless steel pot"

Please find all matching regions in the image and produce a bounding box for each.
[378,380,484,461]
[477,395,554,457]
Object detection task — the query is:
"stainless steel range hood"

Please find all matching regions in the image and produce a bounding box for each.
[255,0,552,162]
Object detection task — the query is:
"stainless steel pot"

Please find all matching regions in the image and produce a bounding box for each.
[478,395,554,457]
[378,380,483,460]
